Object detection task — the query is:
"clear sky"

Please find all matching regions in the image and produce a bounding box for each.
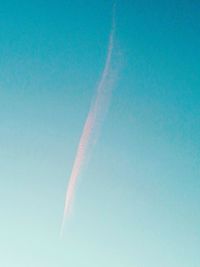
[0,1,200,266]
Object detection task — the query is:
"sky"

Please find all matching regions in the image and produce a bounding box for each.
[0,0,200,266]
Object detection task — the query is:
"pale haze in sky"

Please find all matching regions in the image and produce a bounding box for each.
[0,1,200,267]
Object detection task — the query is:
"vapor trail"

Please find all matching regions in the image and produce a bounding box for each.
[60,8,117,237]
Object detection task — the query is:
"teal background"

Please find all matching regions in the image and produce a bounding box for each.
[0,1,199,266]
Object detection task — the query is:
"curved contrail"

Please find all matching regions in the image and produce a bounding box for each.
[60,7,117,237]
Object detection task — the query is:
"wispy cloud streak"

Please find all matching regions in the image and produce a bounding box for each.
[60,8,117,237]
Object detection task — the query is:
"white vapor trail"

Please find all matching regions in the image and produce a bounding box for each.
[60,8,117,237]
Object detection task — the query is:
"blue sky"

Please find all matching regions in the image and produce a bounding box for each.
[0,1,200,266]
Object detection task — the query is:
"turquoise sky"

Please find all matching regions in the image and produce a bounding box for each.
[0,1,200,266]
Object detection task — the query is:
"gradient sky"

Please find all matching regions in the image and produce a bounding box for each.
[0,1,200,266]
